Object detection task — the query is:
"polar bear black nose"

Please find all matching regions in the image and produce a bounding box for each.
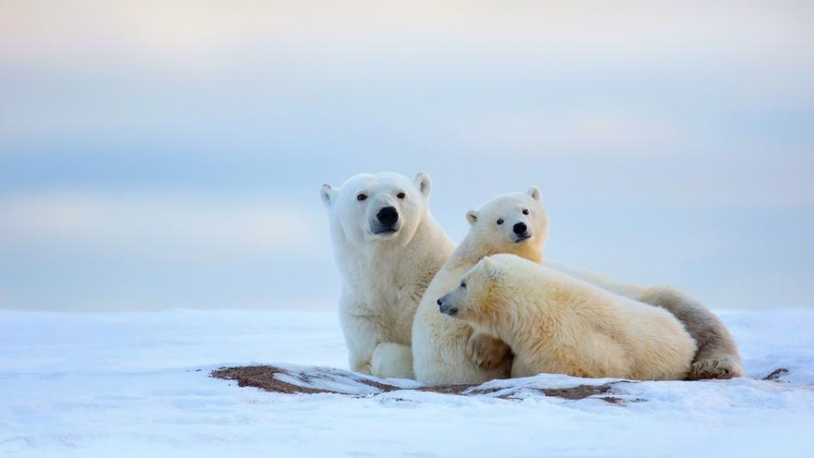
[377,206,399,226]
[513,222,528,235]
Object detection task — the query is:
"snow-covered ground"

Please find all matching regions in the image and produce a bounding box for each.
[2,308,813,457]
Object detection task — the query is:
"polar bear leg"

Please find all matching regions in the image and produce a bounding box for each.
[339,301,384,375]
[639,286,744,379]
[370,342,415,379]
[414,313,508,384]
[466,332,512,370]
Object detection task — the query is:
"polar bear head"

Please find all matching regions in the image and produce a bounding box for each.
[462,187,549,262]
[320,172,432,249]
[437,254,530,324]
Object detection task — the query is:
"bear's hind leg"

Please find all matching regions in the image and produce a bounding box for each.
[639,286,744,379]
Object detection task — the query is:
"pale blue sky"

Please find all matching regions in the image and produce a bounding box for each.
[1,0,813,310]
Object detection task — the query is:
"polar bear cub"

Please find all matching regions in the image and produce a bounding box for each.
[412,188,549,384]
[438,254,698,380]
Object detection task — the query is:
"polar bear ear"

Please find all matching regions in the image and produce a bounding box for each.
[527,187,541,202]
[320,184,338,207]
[481,257,500,279]
[480,257,499,278]
[414,172,432,199]
[466,210,478,226]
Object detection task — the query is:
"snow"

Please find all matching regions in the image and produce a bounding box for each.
[2,308,814,457]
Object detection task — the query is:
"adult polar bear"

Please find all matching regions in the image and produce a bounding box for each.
[320,172,454,378]
[320,172,742,381]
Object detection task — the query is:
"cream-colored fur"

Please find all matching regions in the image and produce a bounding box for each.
[541,261,744,379]
[412,188,548,384]
[411,186,741,384]
[324,176,743,382]
[439,254,697,380]
[321,172,454,378]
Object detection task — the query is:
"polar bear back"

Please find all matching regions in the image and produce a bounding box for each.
[481,255,698,381]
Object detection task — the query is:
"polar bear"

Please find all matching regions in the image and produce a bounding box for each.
[320,172,454,378]
[540,262,743,380]
[437,254,697,381]
[323,175,742,382]
[411,188,549,383]
[411,187,742,384]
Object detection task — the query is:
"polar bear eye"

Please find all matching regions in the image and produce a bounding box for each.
[357,193,368,201]
[460,281,467,289]
[522,209,529,215]
[496,218,504,225]
[397,192,406,199]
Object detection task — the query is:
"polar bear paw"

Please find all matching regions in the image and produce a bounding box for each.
[371,342,415,379]
[688,353,744,380]
[466,332,512,371]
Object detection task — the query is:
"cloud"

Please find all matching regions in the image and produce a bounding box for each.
[2,1,812,159]
[448,107,679,157]
[2,1,812,67]
[0,192,325,261]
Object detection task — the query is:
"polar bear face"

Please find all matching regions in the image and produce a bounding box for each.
[438,254,529,325]
[464,187,549,260]
[437,256,501,322]
[320,172,432,248]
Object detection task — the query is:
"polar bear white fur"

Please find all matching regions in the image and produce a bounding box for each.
[411,187,742,384]
[324,175,743,382]
[438,254,697,380]
[538,261,744,380]
[412,188,549,384]
[320,172,454,378]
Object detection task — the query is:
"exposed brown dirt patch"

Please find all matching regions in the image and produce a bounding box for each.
[540,383,614,400]
[212,366,330,394]
[211,365,628,403]
[763,368,790,381]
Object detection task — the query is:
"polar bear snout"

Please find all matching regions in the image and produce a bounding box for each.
[512,222,532,243]
[377,206,399,226]
[437,296,459,316]
[371,206,401,235]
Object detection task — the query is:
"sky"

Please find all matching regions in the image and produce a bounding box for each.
[1,0,813,311]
